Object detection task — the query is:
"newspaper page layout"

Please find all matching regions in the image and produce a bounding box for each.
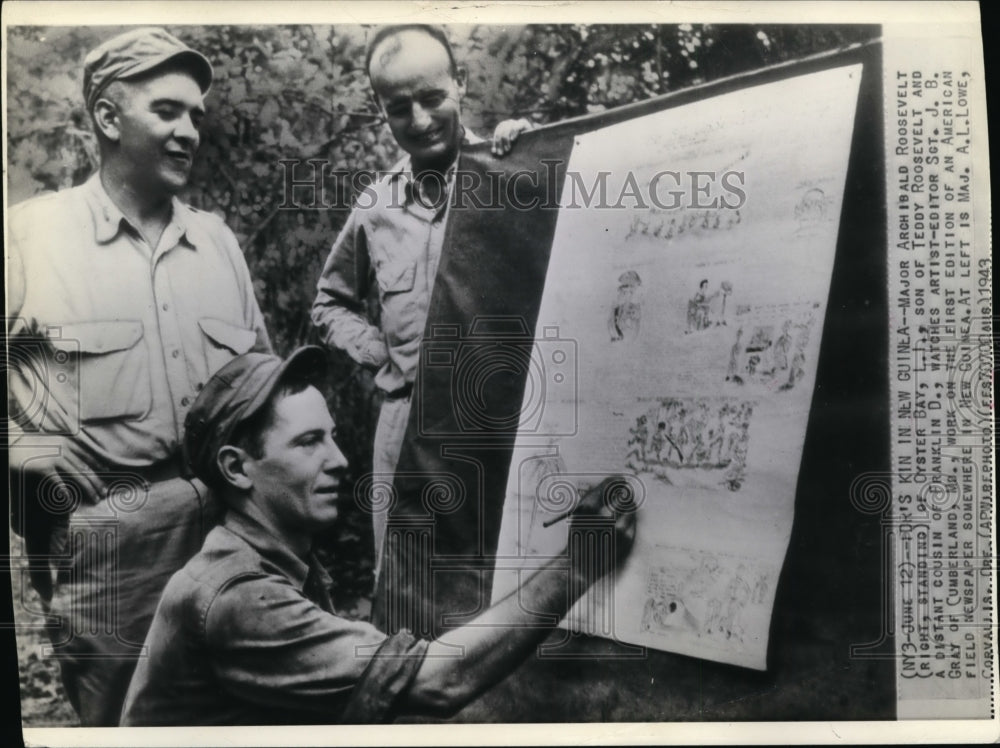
[492,64,863,671]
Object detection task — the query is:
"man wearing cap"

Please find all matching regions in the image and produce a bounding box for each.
[311,24,533,583]
[119,348,634,725]
[7,28,271,725]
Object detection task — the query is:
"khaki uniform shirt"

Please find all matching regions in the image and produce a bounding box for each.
[120,512,429,725]
[7,173,272,471]
[311,131,484,395]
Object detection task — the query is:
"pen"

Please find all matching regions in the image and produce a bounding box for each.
[542,509,575,528]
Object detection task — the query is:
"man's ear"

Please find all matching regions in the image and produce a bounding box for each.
[92,98,122,143]
[217,445,254,492]
[453,65,468,99]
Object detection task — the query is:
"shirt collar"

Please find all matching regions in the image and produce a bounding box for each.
[168,198,213,250]
[222,510,320,592]
[85,173,128,243]
[84,172,209,250]
[387,127,484,192]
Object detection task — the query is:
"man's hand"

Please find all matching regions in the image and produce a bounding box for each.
[491,118,535,157]
[8,438,108,508]
[411,473,639,716]
[7,438,107,601]
[569,476,638,568]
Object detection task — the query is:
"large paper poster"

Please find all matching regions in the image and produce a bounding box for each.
[492,64,863,670]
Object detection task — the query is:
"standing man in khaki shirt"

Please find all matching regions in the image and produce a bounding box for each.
[7,28,271,725]
[311,25,530,581]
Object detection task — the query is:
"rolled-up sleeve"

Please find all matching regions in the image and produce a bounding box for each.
[311,209,390,369]
[205,572,427,721]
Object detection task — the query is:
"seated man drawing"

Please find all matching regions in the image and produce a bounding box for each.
[120,347,636,724]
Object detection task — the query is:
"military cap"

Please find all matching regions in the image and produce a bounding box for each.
[83,27,213,112]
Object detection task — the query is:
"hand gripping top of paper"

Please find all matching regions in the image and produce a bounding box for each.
[492,64,863,670]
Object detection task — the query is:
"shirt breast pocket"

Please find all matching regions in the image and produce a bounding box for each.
[53,320,151,422]
[374,260,418,341]
[376,260,416,296]
[198,318,258,378]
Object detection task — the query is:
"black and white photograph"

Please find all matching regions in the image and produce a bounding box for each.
[3,2,994,745]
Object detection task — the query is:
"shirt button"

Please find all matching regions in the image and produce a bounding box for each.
[181,396,191,407]
[162,303,169,311]
[172,349,180,359]
[196,382,204,391]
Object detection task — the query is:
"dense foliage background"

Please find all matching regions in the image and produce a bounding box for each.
[6,22,879,614]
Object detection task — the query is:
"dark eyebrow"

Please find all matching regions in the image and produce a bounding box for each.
[416,87,448,99]
[291,427,326,444]
[386,86,448,105]
[150,98,205,116]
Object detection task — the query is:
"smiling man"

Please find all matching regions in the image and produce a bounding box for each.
[311,25,532,584]
[120,347,635,725]
[7,28,270,725]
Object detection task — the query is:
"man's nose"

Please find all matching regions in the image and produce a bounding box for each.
[410,102,433,131]
[324,439,349,472]
[174,113,200,147]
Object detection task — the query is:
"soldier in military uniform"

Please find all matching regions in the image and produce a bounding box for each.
[7,28,271,725]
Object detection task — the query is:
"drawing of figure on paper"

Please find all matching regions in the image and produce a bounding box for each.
[772,320,793,372]
[641,564,703,636]
[639,553,769,644]
[682,402,710,463]
[797,312,816,348]
[626,207,743,245]
[778,321,812,390]
[745,325,774,365]
[649,420,682,464]
[641,596,700,634]
[689,554,723,589]
[725,313,816,392]
[706,412,728,464]
[723,575,753,642]
[704,599,725,637]
[689,429,712,464]
[794,186,833,233]
[717,281,733,324]
[705,573,752,643]
[779,350,807,391]
[686,279,714,332]
[721,405,752,490]
[626,399,753,489]
[669,404,691,459]
[685,279,732,333]
[726,328,745,384]
[791,349,806,380]
[624,415,650,470]
[648,421,667,462]
[751,571,770,605]
[609,270,642,342]
[684,403,708,465]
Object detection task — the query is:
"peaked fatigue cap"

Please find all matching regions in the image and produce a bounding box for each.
[83,27,213,112]
[183,347,329,486]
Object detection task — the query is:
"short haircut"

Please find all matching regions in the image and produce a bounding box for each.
[365,24,457,80]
